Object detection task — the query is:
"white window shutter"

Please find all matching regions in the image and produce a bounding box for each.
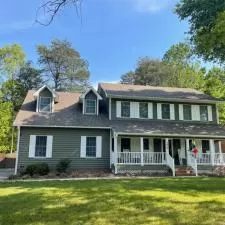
[148,103,153,119]
[80,136,86,158]
[157,103,162,119]
[170,104,175,120]
[46,136,53,158]
[116,101,121,118]
[179,104,183,120]
[191,105,200,121]
[135,102,139,118]
[96,136,102,158]
[208,105,213,121]
[29,135,36,158]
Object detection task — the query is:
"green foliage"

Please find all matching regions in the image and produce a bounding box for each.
[25,163,49,176]
[175,0,225,63]
[0,102,13,152]
[0,44,25,78]
[121,71,135,84]
[56,158,71,173]
[37,39,90,90]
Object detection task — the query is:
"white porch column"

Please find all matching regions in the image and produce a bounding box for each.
[114,133,118,174]
[165,138,169,163]
[210,139,215,166]
[219,141,222,154]
[140,137,144,166]
[186,139,189,164]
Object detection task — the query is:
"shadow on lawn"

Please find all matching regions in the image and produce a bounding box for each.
[0,178,224,225]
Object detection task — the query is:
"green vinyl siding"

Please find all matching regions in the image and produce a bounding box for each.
[17,127,110,172]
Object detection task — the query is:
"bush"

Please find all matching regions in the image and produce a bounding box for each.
[56,158,71,173]
[25,163,49,176]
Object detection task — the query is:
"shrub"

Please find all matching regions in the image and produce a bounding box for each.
[25,163,49,176]
[56,158,71,173]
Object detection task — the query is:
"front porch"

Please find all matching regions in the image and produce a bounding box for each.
[111,135,225,176]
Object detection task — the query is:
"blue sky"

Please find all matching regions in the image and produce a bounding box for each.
[0,0,188,86]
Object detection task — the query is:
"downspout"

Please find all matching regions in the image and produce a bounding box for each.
[14,126,20,175]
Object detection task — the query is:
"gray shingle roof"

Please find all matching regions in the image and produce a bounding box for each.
[99,83,219,102]
[111,120,225,138]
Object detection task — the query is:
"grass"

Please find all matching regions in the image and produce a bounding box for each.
[0,178,225,225]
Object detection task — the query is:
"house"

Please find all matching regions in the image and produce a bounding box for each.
[14,83,225,176]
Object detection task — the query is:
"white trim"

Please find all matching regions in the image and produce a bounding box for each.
[33,85,56,98]
[207,105,213,121]
[14,126,20,175]
[140,137,144,166]
[116,132,225,139]
[109,98,111,120]
[191,105,200,121]
[80,87,103,100]
[170,104,175,120]
[130,102,139,118]
[148,102,153,119]
[116,101,121,118]
[157,103,162,119]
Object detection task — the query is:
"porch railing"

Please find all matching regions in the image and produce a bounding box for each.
[116,152,165,165]
[196,153,211,165]
[166,153,175,176]
[214,153,225,165]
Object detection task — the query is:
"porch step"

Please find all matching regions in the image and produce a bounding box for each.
[175,166,193,176]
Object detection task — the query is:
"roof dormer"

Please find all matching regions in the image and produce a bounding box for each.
[33,85,56,113]
[80,88,103,115]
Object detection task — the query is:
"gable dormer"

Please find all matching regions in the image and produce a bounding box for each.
[33,85,56,113]
[80,88,103,115]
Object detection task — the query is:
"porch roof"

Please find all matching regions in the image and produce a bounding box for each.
[112,121,225,139]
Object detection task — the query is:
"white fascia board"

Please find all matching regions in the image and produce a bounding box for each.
[33,85,56,98]
[80,87,103,100]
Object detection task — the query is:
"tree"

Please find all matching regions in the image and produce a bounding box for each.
[36,0,81,26]
[120,71,135,84]
[37,39,89,90]
[0,102,14,153]
[16,61,43,92]
[163,42,205,90]
[175,0,225,63]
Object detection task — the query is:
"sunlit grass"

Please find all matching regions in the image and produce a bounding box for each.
[0,178,224,225]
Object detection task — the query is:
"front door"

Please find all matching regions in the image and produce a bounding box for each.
[173,139,181,165]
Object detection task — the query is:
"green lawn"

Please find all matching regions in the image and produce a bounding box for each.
[0,178,225,225]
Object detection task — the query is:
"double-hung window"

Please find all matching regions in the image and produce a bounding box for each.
[183,105,192,120]
[200,105,208,121]
[162,104,170,119]
[121,101,130,118]
[35,136,47,157]
[85,99,96,114]
[86,137,97,157]
[143,138,149,151]
[139,102,148,118]
[39,97,52,112]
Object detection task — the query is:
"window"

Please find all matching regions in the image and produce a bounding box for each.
[162,104,170,119]
[39,97,52,112]
[202,140,210,153]
[121,138,131,152]
[85,99,96,114]
[200,105,208,121]
[35,136,47,157]
[121,102,130,117]
[143,138,149,150]
[183,105,192,120]
[139,102,148,118]
[86,137,96,157]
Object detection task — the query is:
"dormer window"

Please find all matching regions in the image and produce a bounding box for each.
[85,99,96,114]
[39,97,52,112]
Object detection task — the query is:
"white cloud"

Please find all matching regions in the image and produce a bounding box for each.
[133,0,172,13]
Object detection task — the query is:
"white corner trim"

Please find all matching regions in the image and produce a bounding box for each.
[109,98,112,120]
[14,126,20,175]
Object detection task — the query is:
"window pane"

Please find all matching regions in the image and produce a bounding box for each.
[162,104,170,119]
[183,105,191,120]
[121,102,130,117]
[85,100,96,114]
[202,140,210,153]
[200,106,208,121]
[39,98,51,112]
[86,137,96,157]
[143,138,149,150]
[139,103,148,118]
[35,136,47,157]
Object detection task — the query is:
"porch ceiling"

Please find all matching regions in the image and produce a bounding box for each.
[112,121,225,139]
